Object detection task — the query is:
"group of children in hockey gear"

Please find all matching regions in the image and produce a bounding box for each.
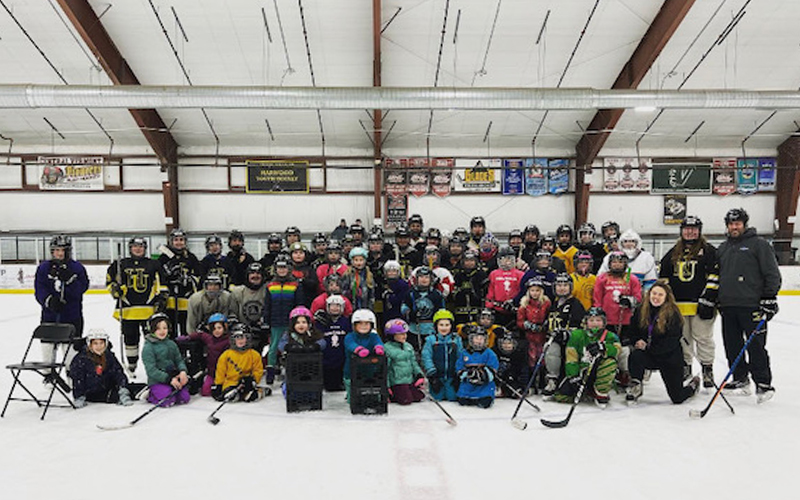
[34,206,780,417]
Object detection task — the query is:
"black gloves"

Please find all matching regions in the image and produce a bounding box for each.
[428,376,444,393]
[756,297,778,323]
[313,309,331,328]
[153,293,168,313]
[586,341,606,357]
[551,329,570,344]
[464,366,489,386]
[45,294,65,313]
[696,297,716,320]
[618,295,635,309]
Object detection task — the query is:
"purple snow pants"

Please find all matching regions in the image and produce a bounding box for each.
[147,383,191,406]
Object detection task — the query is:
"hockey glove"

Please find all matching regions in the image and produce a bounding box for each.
[551,329,570,344]
[45,294,65,313]
[223,386,239,401]
[466,366,489,385]
[618,295,635,309]
[211,384,223,401]
[73,396,87,409]
[502,300,516,312]
[56,265,76,284]
[414,375,425,388]
[313,309,331,328]
[696,297,716,320]
[756,297,778,322]
[523,321,535,331]
[153,293,168,313]
[353,346,370,358]
[117,387,133,406]
[586,341,606,357]
[109,282,124,299]
[373,345,385,356]
[558,376,582,397]
[428,376,444,394]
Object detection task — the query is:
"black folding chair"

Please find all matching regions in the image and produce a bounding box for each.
[2,323,77,420]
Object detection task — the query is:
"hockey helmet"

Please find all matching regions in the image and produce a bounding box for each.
[724,208,748,225]
[352,309,377,327]
[433,309,455,326]
[384,318,410,337]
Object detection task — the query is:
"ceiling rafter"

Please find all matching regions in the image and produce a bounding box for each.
[575,0,696,167]
[54,0,178,167]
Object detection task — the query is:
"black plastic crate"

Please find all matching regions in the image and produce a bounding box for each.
[349,355,388,415]
[286,386,323,412]
[285,351,324,386]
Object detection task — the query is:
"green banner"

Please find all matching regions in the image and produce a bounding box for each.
[651,163,712,194]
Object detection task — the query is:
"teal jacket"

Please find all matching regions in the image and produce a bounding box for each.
[385,340,423,386]
[142,335,188,386]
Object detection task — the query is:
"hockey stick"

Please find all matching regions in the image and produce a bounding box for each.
[420,375,457,426]
[207,396,233,425]
[689,318,765,419]
[511,336,555,430]
[540,330,609,429]
[492,370,540,413]
[97,387,181,431]
[680,337,734,414]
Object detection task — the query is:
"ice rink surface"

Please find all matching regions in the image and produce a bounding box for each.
[0,293,796,500]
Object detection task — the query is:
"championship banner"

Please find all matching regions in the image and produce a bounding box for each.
[603,158,651,192]
[712,158,737,196]
[603,158,624,192]
[430,157,453,198]
[548,159,569,194]
[386,193,408,229]
[408,158,430,198]
[453,158,502,192]
[651,163,712,194]
[246,160,309,193]
[502,159,525,195]
[736,158,758,195]
[664,195,687,225]
[383,158,408,196]
[631,158,652,191]
[38,156,104,191]
[757,157,777,191]
[524,158,548,196]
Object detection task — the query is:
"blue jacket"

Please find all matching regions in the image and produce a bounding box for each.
[69,346,128,400]
[343,331,384,380]
[456,348,499,400]
[421,333,462,380]
[35,259,89,324]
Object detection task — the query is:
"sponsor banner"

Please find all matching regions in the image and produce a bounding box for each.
[603,158,623,192]
[736,158,758,195]
[408,158,430,198]
[502,159,525,195]
[38,156,104,190]
[632,159,652,192]
[430,157,453,198]
[246,160,309,193]
[712,158,737,196]
[548,159,569,194]
[758,157,777,191]
[664,195,687,225]
[453,158,502,192]
[651,163,712,194]
[383,158,408,196]
[524,158,548,196]
[604,158,651,192]
[386,193,408,229]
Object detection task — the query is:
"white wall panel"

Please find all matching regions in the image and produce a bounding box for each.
[123,163,164,190]
[0,164,22,188]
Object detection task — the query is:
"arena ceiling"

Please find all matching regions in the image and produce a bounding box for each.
[0,0,799,159]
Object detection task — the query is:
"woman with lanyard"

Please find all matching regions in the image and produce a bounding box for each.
[626,280,700,404]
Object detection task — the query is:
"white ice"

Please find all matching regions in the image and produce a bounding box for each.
[0,293,796,500]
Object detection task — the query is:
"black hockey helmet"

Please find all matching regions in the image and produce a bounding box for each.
[467,325,488,352]
[273,254,291,268]
[601,221,620,236]
[540,235,556,248]
[584,307,607,327]
[349,223,365,235]
[554,273,573,294]
[534,250,552,264]
[525,277,545,290]
[285,226,301,237]
[395,225,411,238]
[49,234,72,260]
[577,223,596,239]
[524,224,540,237]
[409,214,424,226]
[267,232,283,245]
[508,229,523,242]
[326,240,342,253]
[497,245,516,259]
[462,249,479,263]
[247,261,264,276]
[681,215,703,230]
[426,228,442,241]
[415,266,434,278]
[496,330,518,355]
[205,234,222,250]
[367,232,383,244]
[204,273,223,289]
[453,227,469,240]
[478,308,495,323]
[724,208,748,225]
[128,236,148,252]
[312,232,329,246]
[556,224,573,238]
[228,229,244,243]
[470,216,486,228]
[169,228,186,243]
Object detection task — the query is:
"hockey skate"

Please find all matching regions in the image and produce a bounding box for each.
[756,383,775,404]
[723,377,751,395]
[542,376,558,399]
[625,379,642,405]
[701,365,714,389]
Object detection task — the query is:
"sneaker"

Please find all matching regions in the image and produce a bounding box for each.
[723,377,751,395]
[626,379,643,403]
[702,365,714,388]
[756,383,775,404]
[542,377,558,397]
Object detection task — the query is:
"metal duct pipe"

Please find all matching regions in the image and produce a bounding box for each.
[1,84,800,110]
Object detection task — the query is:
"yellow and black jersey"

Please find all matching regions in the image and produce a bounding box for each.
[106,258,167,320]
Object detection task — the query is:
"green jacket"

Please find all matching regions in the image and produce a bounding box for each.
[385,340,424,386]
[564,328,621,378]
[142,335,188,386]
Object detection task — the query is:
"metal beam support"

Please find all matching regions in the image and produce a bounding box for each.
[775,133,800,264]
[573,0,695,227]
[55,0,180,232]
[373,0,383,221]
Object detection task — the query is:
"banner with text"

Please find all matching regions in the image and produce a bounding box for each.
[430,158,454,198]
[757,157,776,191]
[663,195,687,225]
[246,160,309,193]
[548,159,569,194]
[38,156,104,191]
[712,158,737,196]
[524,158,548,196]
[651,163,712,194]
[502,159,525,195]
[453,159,502,192]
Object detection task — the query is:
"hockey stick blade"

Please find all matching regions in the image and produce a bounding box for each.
[158,244,175,259]
[540,407,576,429]
[207,416,220,425]
[511,418,528,430]
[96,422,134,431]
[688,408,706,419]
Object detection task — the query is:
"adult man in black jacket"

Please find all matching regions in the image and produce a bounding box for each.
[707,208,781,403]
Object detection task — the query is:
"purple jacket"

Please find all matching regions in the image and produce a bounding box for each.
[179,331,231,375]
[35,259,89,324]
